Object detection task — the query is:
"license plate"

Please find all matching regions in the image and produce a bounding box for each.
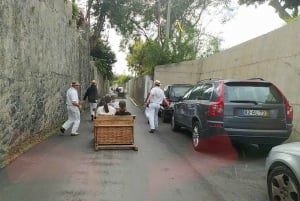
[240,109,269,117]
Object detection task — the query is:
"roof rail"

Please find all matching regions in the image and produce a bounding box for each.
[247,78,265,81]
[197,78,222,83]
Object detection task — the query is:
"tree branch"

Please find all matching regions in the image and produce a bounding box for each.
[269,0,292,22]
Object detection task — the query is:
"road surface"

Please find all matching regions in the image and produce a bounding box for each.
[0,98,269,201]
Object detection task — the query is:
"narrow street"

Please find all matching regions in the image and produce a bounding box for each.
[0,98,269,201]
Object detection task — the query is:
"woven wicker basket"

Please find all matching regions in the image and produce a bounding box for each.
[94,115,135,146]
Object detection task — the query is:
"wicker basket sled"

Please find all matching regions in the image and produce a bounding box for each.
[94,115,138,151]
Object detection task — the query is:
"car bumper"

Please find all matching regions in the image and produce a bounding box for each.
[223,128,292,144]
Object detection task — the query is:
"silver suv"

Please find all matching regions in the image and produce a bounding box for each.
[171,78,293,151]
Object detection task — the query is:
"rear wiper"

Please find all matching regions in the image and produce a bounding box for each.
[230,100,258,105]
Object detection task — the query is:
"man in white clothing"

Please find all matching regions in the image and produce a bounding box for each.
[145,80,169,133]
[60,81,82,136]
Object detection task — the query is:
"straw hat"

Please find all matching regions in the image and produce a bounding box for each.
[91,80,96,84]
[154,80,161,86]
[71,81,80,86]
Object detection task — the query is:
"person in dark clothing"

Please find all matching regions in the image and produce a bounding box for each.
[83,80,98,120]
[115,100,131,115]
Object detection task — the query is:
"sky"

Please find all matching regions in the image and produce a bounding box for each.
[75,0,285,75]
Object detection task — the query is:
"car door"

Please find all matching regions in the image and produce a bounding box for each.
[181,84,203,129]
[174,86,193,126]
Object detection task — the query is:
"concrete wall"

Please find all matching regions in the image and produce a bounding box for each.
[154,19,300,141]
[128,75,152,106]
[0,0,91,166]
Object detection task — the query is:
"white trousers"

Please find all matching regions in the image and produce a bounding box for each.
[148,103,160,130]
[89,102,97,116]
[62,105,80,133]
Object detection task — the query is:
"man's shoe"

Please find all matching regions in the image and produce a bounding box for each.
[149,129,155,133]
[71,132,80,136]
[60,127,65,134]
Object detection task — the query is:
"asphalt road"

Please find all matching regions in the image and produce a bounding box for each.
[0,98,270,201]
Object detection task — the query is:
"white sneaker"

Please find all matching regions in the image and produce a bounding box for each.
[71,132,80,136]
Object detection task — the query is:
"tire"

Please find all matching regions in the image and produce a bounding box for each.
[267,164,300,201]
[171,114,180,131]
[192,121,202,151]
[258,144,274,153]
[158,110,162,117]
[163,115,168,123]
[163,113,171,123]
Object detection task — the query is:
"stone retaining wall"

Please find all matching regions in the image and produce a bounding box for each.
[0,0,91,166]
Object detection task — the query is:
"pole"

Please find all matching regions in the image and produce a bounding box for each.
[166,0,171,40]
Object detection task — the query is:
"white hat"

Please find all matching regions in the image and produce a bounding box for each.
[154,80,161,86]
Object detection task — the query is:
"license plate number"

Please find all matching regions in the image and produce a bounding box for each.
[240,109,269,117]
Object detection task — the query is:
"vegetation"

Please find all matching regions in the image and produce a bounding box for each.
[72,2,79,20]
[112,75,132,85]
[86,0,299,77]
[238,0,300,22]
[90,39,116,80]
[87,0,230,76]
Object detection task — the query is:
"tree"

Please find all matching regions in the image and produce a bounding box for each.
[89,0,228,75]
[238,0,300,22]
[88,0,230,44]
[112,75,132,85]
[91,39,116,80]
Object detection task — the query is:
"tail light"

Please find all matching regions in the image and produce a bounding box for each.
[208,100,224,116]
[273,84,293,120]
[208,81,224,116]
[284,97,293,120]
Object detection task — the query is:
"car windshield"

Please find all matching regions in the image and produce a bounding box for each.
[224,82,283,104]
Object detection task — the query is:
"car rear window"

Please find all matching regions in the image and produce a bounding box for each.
[169,86,192,99]
[224,82,283,104]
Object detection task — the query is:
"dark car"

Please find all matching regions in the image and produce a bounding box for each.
[171,78,293,151]
[160,84,193,122]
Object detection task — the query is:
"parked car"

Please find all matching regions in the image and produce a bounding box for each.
[171,78,293,150]
[160,84,193,122]
[266,142,300,201]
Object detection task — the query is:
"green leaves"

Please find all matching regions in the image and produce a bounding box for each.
[238,0,300,22]
[89,0,229,76]
[91,39,116,80]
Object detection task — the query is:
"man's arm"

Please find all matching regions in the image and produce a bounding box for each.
[163,98,170,108]
[146,93,153,104]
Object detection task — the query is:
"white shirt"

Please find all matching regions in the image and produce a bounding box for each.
[109,101,119,109]
[96,105,116,115]
[66,87,79,106]
[150,86,165,104]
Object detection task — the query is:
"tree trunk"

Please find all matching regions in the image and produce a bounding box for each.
[269,0,292,22]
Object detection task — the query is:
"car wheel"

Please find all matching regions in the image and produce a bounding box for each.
[163,115,168,123]
[267,164,300,201]
[163,112,171,123]
[258,144,274,152]
[171,114,180,131]
[158,110,162,117]
[192,121,202,151]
